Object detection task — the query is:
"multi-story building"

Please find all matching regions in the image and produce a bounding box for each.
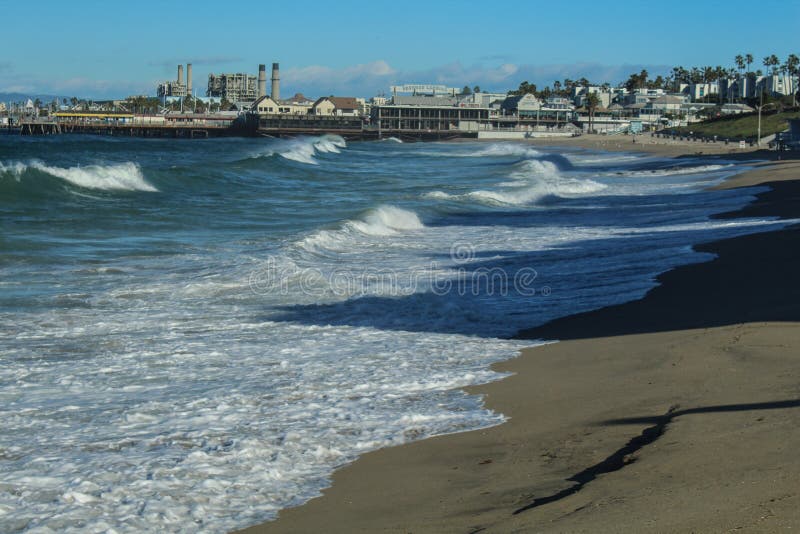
[206,73,258,102]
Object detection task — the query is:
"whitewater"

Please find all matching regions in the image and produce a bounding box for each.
[0,135,791,533]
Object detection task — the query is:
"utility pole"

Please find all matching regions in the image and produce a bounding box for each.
[757,86,763,146]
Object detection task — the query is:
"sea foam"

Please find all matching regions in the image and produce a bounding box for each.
[1,160,157,191]
[250,135,347,165]
[299,205,424,253]
[426,159,606,206]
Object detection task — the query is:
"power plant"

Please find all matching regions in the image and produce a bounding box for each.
[158,61,280,103]
[271,63,280,101]
[258,64,267,99]
[157,64,189,98]
[207,62,280,103]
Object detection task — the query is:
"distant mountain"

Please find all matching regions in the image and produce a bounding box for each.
[0,92,74,104]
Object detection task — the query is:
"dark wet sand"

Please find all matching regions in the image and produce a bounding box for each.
[237,158,800,533]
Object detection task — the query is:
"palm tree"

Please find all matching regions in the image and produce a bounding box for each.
[763,55,780,75]
[735,55,745,75]
[585,92,600,134]
[745,53,754,73]
[639,69,649,88]
[786,54,799,106]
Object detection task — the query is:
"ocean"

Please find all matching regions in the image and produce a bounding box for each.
[0,134,790,532]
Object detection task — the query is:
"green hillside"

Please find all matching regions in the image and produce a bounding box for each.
[673,110,800,139]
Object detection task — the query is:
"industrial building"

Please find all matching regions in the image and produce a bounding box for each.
[207,73,257,102]
[157,64,190,98]
[208,63,279,103]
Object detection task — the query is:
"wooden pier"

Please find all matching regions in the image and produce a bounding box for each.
[18,112,259,138]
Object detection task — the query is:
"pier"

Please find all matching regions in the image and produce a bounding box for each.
[15,110,576,142]
[18,112,258,138]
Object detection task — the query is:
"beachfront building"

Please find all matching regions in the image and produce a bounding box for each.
[312,97,361,117]
[459,91,508,109]
[390,84,459,97]
[680,82,720,101]
[276,93,314,115]
[758,73,796,97]
[372,95,489,132]
[251,96,281,115]
[572,86,614,108]
[500,94,541,117]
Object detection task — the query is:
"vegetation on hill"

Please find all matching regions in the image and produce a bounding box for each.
[671,110,800,139]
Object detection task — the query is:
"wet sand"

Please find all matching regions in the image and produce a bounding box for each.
[237,154,800,533]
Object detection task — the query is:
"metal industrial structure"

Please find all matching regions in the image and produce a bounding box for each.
[258,64,267,99]
[207,72,258,102]
[271,63,280,101]
[157,65,188,98]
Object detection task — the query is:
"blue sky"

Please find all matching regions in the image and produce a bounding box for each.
[1,0,797,98]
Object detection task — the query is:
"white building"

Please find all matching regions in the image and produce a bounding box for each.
[759,73,796,97]
[312,96,361,117]
[500,94,541,116]
[459,91,508,108]
[680,82,719,101]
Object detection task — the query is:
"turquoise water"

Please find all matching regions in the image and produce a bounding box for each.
[0,134,788,532]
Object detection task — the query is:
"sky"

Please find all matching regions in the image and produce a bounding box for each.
[1,0,798,99]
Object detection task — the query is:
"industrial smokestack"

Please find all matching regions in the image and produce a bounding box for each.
[187,63,193,94]
[258,64,267,98]
[177,64,184,84]
[271,62,280,101]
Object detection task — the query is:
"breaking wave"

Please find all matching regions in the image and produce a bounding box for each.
[250,135,347,165]
[298,205,424,253]
[0,160,157,191]
[426,159,606,206]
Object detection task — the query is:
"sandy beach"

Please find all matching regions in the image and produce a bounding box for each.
[237,140,800,534]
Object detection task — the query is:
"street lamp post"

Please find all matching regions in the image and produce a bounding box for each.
[757,87,763,146]
[756,89,777,147]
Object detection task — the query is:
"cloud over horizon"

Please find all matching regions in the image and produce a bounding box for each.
[1,59,672,100]
[280,60,672,98]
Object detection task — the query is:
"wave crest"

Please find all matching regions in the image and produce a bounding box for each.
[1,160,157,191]
[251,135,347,165]
[426,159,606,206]
[298,205,424,253]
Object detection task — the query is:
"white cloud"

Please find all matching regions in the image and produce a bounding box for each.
[1,59,671,99]
[0,76,151,99]
[280,59,670,97]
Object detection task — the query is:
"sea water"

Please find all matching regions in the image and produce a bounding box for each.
[0,135,790,532]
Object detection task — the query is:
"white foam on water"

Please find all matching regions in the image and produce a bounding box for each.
[251,135,347,165]
[415,142,542,159]
[426,159,606,206]
[299,205,424,253]
[611,163,732,177]
[3,141,796,534]
[1,159,157,191]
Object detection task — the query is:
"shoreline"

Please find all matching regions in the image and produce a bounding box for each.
[237,150,800,533]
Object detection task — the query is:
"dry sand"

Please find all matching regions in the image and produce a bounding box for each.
[237,147,800,534]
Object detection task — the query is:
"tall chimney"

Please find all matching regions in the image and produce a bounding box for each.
[258,64,267,98]
[186,63,193,94]
[177,64,184,84]
[271,62,280,101]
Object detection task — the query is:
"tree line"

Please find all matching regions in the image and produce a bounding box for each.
[506,53,799,98]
